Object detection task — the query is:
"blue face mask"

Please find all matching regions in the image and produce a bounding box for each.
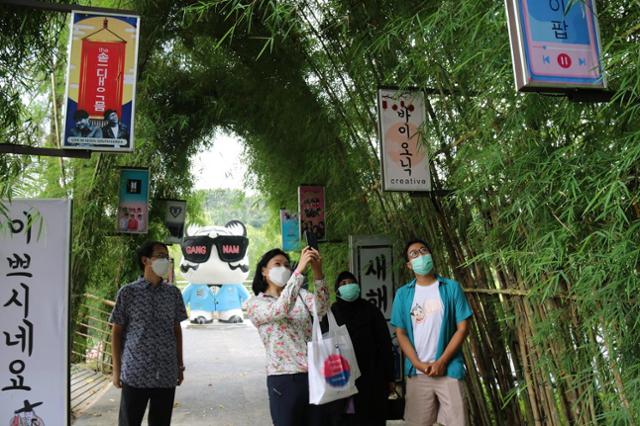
[410,254,434,275]
[338,283,361,302]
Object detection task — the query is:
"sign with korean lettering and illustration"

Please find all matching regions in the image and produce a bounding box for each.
[62,11,140,151]
[280,209,300,252]
[162,199,187,244]
[377,88,431,192]
[505,0,605,91]
[117,167,149,234]
[298,185,326,241]
[1,199,71,425]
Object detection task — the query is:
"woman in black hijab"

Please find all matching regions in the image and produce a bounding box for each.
[322,271,395,425]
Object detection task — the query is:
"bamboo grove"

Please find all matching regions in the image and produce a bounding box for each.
[1,1,639,424]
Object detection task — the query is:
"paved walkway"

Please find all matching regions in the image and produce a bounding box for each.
[73,321,406,426]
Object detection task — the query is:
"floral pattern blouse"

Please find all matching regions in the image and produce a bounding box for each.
[247,272,329,376]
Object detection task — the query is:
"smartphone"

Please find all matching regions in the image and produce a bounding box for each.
[304,230,319,251]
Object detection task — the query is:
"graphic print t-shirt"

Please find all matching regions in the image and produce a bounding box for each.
[410,281,443,371]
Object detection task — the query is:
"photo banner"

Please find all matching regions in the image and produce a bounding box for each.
[280,209,300,252]
[163,200,186,244]
[505,0,605,91]
[0,199,71,425]
[62,11,140,151]
[298,185,326,241]
[377,88,431,192]
[117,168,149,234]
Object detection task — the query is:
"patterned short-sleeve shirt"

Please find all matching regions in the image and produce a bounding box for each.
[247,273,329,376]
[109,278,188,388]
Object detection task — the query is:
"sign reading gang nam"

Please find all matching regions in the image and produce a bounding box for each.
[62,11,141,152]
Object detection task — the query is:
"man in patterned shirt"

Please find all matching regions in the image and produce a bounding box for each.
[110,241,188,426]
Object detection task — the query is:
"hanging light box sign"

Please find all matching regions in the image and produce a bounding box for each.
[62,11,140,152]
[298,185,326,241]
[505,0,606,92]
[117,167,150,234]
[162,199,187,244]
[280,209,301,252]
[377,88,431,192]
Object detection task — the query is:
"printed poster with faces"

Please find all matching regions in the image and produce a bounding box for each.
[163,200,186,244]
[117,167,149,234]
[377,88,431,192]
[0,199,71,425]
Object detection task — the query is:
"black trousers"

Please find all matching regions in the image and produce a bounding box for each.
[267,373,323,426]
[119,382,176,426]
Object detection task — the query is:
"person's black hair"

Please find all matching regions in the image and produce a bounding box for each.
[334,271,357,292]
[74,109,89,121]
[104,109,117,120]
[136,241,168,271]
[252,248,290,295]
[403,238,432,262]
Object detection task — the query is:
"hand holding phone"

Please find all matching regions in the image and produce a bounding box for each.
[304,230,319,251]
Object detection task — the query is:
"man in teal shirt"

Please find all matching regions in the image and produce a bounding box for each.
[391,239,473,425]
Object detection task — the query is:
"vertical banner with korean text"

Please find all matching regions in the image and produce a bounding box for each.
[162,200,186,244]
[505,0,605,91]
[280,209,300,252]
[377,88,431,192]
[117,168,149,234]
[62,11,140,151]
[349,235,401,381]
[0,199,71,425]
[298,185,326,240]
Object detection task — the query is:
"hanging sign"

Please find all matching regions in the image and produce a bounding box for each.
[162,200,187,244]
[62,11,140,151]
[0,199,71,426]
[117,167,149,234]
[280,209,300,252]
[298,185,326,241]
[505,0,605,91]
[377,88,431,192]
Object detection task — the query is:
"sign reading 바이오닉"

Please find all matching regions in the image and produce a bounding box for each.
[62,11,140,151]
[505,0,606,91]
[0,199,71,426]
[377,88,431,192]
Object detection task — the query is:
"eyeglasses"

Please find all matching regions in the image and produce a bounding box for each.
[408,247,430,259]
[151,253,171,260]
[181,235,249,263]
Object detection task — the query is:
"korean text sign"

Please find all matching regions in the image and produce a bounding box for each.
[377,89,431,192]
[0,199,71,425]
[62,11,140,151]
[298,186,326,241]
[117,168,149,234]
[280,209,300,252]
[505,0,605,90]
[356,245,394,321]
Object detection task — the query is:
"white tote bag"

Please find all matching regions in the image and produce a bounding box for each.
[307,305,361,405]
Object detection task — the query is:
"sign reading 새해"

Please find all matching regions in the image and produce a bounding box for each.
[62,11,140,151]
[505,0,606,91]
[377,89,431,192]
[0,199,71,426]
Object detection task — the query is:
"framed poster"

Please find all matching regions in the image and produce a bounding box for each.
[62,11,140,151]
[377,88,431,192]
[298,185,326,241]
[0,199,71,425]
[280,209,300,252]
[505,0,606,91]
[162,199,186,244]
[117,167,149,234]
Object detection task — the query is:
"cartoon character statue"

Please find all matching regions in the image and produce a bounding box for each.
[180,221,250,323]
[11,400,45,426]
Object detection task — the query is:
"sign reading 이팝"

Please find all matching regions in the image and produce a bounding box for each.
[505,0,606,91]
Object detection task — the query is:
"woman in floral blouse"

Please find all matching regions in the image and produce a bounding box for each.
[247,247,328,426]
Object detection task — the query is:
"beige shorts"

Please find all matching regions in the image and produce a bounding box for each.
[404,375,467,426]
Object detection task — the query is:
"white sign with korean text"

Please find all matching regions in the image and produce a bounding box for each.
[0,199,71,425]
[377,88,431,192]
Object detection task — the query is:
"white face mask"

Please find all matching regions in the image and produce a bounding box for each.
[151,258,171,278]
[268,266,292,287]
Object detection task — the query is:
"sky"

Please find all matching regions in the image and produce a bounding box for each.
[191,131,252,193]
